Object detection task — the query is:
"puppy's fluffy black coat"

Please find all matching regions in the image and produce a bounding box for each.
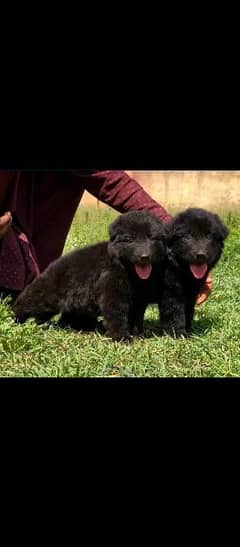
[159,207,229,337]
[13,210,166,341]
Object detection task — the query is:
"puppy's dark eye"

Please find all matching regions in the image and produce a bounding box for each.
[117,237,133,243]
[170,236,179,243]
[171,233,183,242]
[152,236,162,242]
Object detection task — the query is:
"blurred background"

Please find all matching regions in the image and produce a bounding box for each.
[81,171,240,212]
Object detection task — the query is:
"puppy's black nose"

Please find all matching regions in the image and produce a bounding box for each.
[138,253,150,264]
[196,251,207,263]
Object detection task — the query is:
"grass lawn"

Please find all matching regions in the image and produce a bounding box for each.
[0,208,240,377]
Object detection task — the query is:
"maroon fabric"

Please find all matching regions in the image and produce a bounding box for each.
[0,172,40,290]
[0,170,172,290]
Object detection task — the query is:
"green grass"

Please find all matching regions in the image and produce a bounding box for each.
[0,208,240,377]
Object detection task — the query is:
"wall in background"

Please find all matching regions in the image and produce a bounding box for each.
[81,171,240,211]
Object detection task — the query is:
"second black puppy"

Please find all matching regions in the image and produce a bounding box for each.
[159,207,229,337]
[13,210,166,342]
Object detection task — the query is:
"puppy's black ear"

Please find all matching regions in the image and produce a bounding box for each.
[109,225,117,242]
[107,241,123,269]
[213,214,229,241]
[108,216,121,242]
[163,219,179,244]
[108,216,124,267]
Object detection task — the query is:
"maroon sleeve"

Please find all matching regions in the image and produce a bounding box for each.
[75,170,172,223]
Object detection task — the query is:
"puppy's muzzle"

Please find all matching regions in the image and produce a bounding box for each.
[137,253,151,265]
[195,251,207,264]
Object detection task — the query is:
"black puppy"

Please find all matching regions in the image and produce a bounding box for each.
[13,210,166,342]
[159,207,229,337]
[108,211,166,336]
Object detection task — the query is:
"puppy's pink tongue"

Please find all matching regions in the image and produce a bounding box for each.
[135,264,152,280]
[190,263,208,279]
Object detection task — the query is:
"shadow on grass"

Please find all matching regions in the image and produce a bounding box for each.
[140,315,222,339]
[191,315,222,336]
[33,314,222,341]
[49,318,105,336]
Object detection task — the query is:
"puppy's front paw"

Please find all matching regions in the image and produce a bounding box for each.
[129,325,144,337]
[106,330,133,344]
[174,329,188,339]
[159,325,188,338]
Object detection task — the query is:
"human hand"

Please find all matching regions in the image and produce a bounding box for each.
[196,273,212,305]
[0,212,12,239]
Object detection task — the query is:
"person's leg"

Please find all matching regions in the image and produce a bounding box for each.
[0,174,18,296]
[31,172,85,272]
[0,176,13,207]
[0,172,84,293]
[0,174,15,237]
